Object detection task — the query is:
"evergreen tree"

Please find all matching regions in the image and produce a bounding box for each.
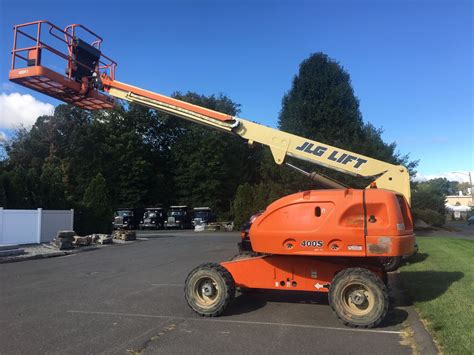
[40,158,67,209]
[82,173,112,233]
[231,183,255,228]
[279,53,365,149]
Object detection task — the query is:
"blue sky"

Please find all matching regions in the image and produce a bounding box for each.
[0,0,472,178]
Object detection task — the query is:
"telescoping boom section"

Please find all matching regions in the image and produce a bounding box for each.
[8,20,411,203]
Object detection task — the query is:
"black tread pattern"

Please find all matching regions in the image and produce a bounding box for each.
[185,263,235,317]
[329,267,388,328]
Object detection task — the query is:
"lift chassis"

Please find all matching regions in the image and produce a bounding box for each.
[9,21,415,328]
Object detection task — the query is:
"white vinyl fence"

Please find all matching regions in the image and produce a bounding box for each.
[0,208,74,245]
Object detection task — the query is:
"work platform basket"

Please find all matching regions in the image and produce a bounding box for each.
[9,20,116,110]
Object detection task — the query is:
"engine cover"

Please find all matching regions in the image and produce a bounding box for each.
[249,189,414,257]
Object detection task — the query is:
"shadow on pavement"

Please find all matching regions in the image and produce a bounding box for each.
[379,308,408,328]
[223,290,329,317]
[224,289,408,328]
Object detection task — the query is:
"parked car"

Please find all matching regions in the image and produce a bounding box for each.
[113,208,144,230]
[192,207,215,227]
[164,206,192,229]
[139,207,166,230]
[468,216,474,225]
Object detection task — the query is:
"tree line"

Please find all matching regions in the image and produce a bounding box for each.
[0,52,447,233]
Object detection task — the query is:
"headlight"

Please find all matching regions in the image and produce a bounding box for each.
[151,221,155,224]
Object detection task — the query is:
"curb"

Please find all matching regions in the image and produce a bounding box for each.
[0,246,101,264]
[0,238,148,264]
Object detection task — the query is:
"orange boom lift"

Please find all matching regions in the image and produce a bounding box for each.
[9,21,415,328]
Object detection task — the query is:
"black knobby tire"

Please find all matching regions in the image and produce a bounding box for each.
[185,263,235,317]
[329,267,388,328]
[379,256,402,272]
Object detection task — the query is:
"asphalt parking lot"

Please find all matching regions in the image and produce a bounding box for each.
[416,221,474,239]
[0,231,413,354]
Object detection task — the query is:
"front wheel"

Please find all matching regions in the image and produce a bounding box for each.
[185,263,235,317]
[329,267,388,328]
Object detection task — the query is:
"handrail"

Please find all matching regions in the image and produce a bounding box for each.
[10,20,117,80]
[64,24,103,49]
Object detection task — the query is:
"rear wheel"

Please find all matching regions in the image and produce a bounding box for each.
[329,267,388,328]
[185,263,235,317]
[379,256,402,272]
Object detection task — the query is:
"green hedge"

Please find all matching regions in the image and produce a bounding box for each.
[411,208,445,227]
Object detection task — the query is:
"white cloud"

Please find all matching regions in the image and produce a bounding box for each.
[415,171,473,183]
[0,92,54,129]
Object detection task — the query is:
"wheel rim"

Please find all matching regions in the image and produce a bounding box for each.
[341,282,375,316]
[194,276,220,308]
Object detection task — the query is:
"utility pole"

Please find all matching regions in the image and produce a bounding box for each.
[469,171,473,206]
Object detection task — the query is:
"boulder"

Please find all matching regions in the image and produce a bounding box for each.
[53,238,73,250]
[94,234,113,244]
[56,230,76,239]
[73,235,92,246]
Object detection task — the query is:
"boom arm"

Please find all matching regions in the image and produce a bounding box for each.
[8,20,411,203]
[103,78,411,203]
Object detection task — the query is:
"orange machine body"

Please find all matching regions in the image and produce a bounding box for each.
[221,254,385,293]
[248,188,414,258]
[221,188,414,292]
